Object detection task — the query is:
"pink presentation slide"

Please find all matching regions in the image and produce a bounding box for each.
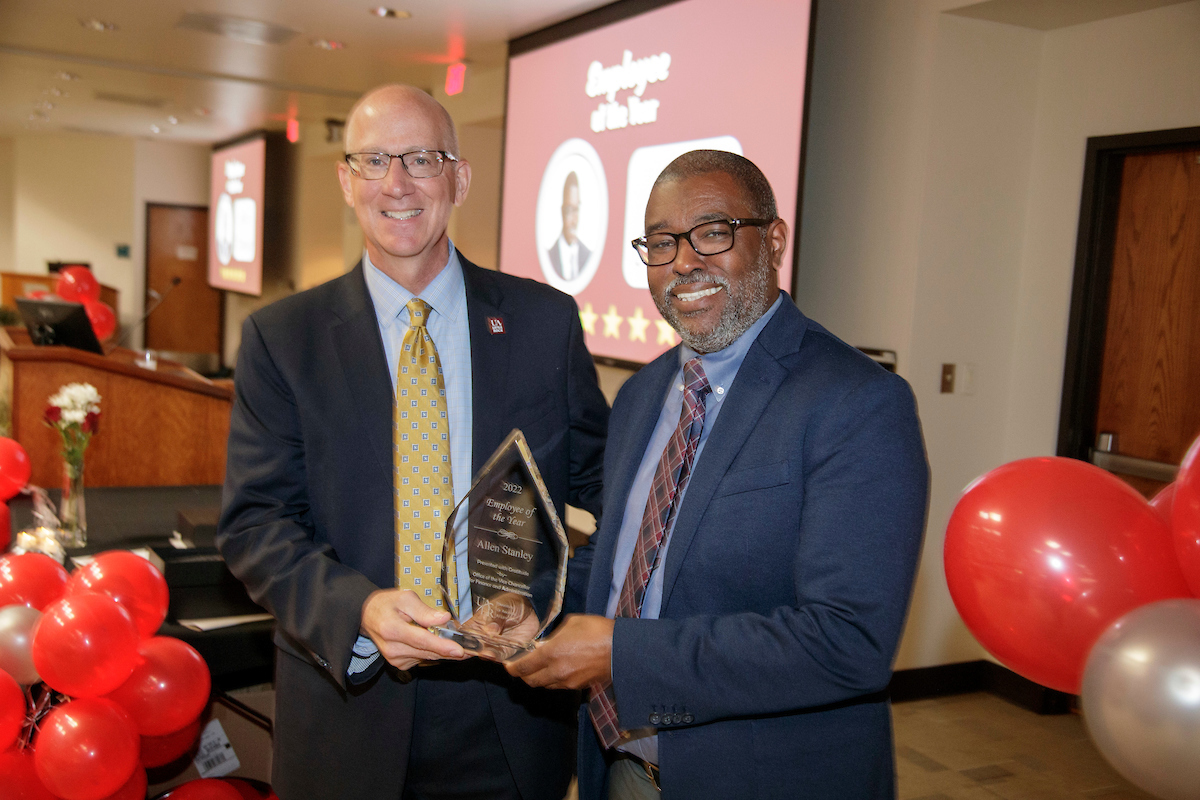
[500,0,812,363]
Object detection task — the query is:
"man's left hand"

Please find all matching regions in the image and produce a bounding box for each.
[504,614,614,690]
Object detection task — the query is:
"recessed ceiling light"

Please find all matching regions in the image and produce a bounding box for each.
[79,18,118,32]
[35,101,54,111]
[370,7,411,19]
[176,12,298,46]
[167,115,179,125]
[44,88,67,97]
[311,38,345,50]
[150,124,161,134]
[57,71,80,82]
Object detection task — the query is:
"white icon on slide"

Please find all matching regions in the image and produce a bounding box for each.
[622,136,743,289]
[536,138,608,296]
[232,197,257,263]
[215,158,259,266]
[215,193,233,266]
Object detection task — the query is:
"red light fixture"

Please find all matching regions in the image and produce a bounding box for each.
[445,63,466,96]
[287,118,300,143]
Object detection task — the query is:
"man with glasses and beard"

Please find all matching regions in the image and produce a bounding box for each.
[507,150,929,800]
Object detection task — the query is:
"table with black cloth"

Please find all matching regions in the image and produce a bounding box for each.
[10,485,274,690]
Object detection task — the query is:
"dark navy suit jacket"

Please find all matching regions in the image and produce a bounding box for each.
[575,296,928,800]
[217,258,608,800]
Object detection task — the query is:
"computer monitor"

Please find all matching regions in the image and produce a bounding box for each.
[16,297,104,355]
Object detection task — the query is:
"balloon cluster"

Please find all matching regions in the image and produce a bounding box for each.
[0,437,32,552]
[0,550,212,800]
[24,266,117,342]
[945,435,1200,800]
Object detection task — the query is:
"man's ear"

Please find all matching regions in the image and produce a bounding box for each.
[767,217,789,271]
[452,159,472,207]
[336,162,355,207]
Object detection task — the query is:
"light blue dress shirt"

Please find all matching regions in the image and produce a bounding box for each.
[606,294,783,763]
[350,244,475,676]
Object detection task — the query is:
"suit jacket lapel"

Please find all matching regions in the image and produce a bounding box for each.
[658,298,808,609]
[330,263,394,477]
[461,258,511,475]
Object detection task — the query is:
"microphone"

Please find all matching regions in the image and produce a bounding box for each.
[117,276,182,349]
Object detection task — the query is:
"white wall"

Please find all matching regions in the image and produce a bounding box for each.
[798,0,1200,670]
[1004,0,1200,462]
[0,138,14,275]
[13,133,135,314]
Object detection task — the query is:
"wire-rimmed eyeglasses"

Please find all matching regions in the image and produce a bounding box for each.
[344,150,459,180]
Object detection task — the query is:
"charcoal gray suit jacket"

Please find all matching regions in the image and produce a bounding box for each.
[218,257,608,799]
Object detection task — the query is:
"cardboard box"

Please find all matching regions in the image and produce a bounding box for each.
[147,688,274,796]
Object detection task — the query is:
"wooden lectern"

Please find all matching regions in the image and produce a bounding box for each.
[1,327,232,487]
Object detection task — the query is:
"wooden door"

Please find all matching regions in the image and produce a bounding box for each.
[1091,148,1200,497]
[145,204,222,364]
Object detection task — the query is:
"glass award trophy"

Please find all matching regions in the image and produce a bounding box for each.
[433,429,569,661]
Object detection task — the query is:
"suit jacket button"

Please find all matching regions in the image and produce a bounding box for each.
[672,713,683,724]
[683,714,694,724]
[649,713,661,725]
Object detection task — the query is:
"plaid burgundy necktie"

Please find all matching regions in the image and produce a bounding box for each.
[588,356,711,748]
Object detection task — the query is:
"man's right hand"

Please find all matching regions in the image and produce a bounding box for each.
[361,588,468,670]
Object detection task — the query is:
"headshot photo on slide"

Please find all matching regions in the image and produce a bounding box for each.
[536,138,608,295]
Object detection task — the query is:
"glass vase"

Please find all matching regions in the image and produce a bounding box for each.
[59,456,87,548]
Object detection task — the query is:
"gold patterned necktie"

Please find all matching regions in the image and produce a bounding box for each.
[394,298,454,607]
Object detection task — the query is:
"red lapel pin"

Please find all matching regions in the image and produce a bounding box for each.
[487,317,505,334]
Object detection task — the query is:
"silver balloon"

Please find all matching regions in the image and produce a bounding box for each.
[0,604,42,685]
[1082,599,1200,800]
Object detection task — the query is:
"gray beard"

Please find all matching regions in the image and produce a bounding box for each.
[652,242,775,354]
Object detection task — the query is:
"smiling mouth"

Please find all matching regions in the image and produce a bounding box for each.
[675,285,723,303]
[382,209,421,220]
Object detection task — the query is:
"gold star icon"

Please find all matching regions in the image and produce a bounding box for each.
[579,303,598,336]
[655,320,678,346]
[626,307,650,342]
[601,305,624,339]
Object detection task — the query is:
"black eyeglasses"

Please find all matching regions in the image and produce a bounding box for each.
[631,218,775,266]
[344,150,459,180]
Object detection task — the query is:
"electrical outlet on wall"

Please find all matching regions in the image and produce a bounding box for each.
[941,364,955,394]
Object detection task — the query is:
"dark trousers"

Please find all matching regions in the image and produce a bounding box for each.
[403,661,522,800]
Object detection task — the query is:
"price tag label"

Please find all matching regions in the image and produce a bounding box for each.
[194,719,241,778]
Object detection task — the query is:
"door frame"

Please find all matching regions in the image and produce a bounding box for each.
[143,201,224,366]
[1056,125,1200,461]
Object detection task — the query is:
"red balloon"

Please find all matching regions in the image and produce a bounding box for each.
[100,765,147,800]
[1174,436,1200,597]
[223,778,279,799]
[0,438,31,501]
[162,778,243,800]
[1150,481,1177,525]
[32,593,140,697]
[140,715,203,767]
[0,501,10,552]
[107,636,210,735]
[0,668,25,751]
[55,266,101,303]
[0,747,58,800]
[66,550,169,638]
[945,456,1192,694]
[33,698,139,800]
[0,553,69,610]
[83,300,117,342]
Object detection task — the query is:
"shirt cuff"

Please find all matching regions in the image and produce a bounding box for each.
[348,635,381,678]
